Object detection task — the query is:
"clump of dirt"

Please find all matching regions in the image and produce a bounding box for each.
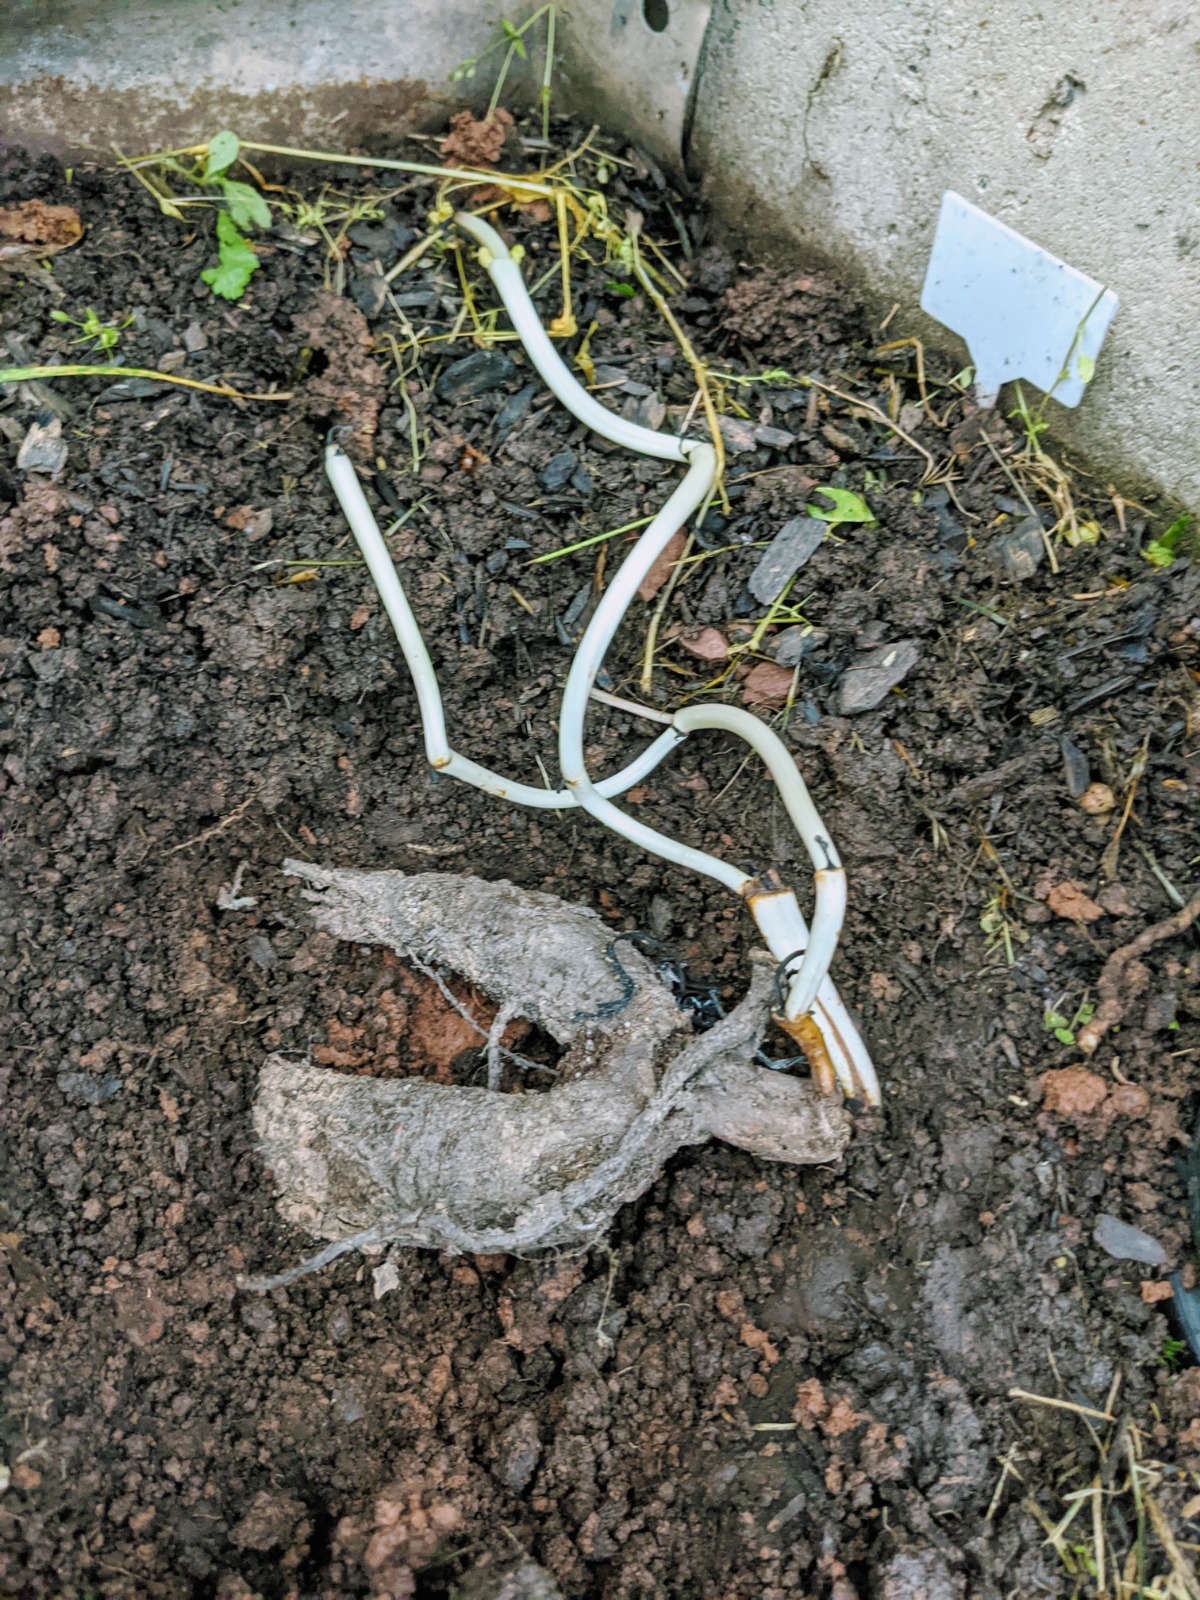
[440,108,515,168]
[293,292,389,454]
[721,267,851,372]
[0,116,1198,1600]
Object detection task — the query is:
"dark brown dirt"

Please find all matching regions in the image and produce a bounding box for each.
[1,122,1198,1600]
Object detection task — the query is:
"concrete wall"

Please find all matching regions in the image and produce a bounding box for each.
[690,0,1200,512]
[0,0,507,157]
[0,0,708,175]
[2,0,1197,510]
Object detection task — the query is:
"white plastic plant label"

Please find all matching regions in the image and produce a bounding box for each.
[920,191,1119,410]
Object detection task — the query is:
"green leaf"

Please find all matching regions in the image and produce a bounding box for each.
[604,280,637,298]
[807,486,875,525]
[49,309,71,323]
[1076,353,1096,383]
[1141,514,1190,568]
[219,178,271,231]
[1053,1027,1075,1046]
[204,130,240,181]
[201,212,258,301]
[1045,1011,1069,1032]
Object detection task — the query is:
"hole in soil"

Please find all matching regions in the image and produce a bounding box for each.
[307,943,562,1092]
[643,0,670,30]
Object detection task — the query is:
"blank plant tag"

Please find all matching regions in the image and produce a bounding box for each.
[921,191,1118,410]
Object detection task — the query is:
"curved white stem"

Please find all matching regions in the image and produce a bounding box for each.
[322,212,881,1106]
[325,440,685,809]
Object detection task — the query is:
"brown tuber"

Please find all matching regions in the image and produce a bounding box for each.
[243,862,851,1287]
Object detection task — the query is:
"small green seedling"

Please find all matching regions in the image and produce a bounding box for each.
[451,4,557,139]
[604,280,637,298]
[807,486,875,526]
[1160,1335,1187,1371]
[1143,513,1194,569]
[202,211,259,301]
[49,307,132,353]
[1043,996,1096,1047]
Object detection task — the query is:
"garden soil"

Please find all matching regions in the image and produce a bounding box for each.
[1,119,1198,1600]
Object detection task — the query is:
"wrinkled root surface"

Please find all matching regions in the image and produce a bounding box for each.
[248,863,849,1275]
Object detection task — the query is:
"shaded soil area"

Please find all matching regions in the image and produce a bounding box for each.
[2,119,1199,1600]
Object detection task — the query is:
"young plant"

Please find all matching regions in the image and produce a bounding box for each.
[1143,513,1195,569]
[451,4,557,138]
[1043,994,1096,1046]
[49,306,132,353]
[120,129,270,302]
[1160,1335,1187,1371]
[980,885,1028,968]
[198,132,270,300]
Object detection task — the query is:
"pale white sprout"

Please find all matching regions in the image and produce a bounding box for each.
[321,211,880,1106]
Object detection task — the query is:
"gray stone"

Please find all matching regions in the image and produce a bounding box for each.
[182,321,207,353]
[16,417,68,479]
[1093,1213,1168,1265]
[749,516,827,603]
[435,350,516,401]
[754,423,797,450]
[716,414,758,454]
[498,1415,542,1493]
[773,624,827,666]
[541,449,578,491]
[837,640,920,714]
[57,1070,122,1105]
[991,515,1046,582]
[494,383,535,432]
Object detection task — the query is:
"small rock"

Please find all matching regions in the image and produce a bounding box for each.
[773,625,826,667]
[1060,735,1090,798]
[570,465,592,496]
[1039,1066,1107,1117]
[992,515,1045,582]
[748,516,826,604]
[647,894,674,940]
[113,1283,170,1348]
[57,1070,121,1106]
[373,1258,401,1299]
[716,415,758,454]
[677,626,729,662]
[156,350,187,373]
[1045,881,1105,922]
[461,1557,565,1600]
[541,449,577,491]
[16,418,68,480]
[230,1490,310,1552]
[881,1547,963,1600]
[349,276,387,318]
[628,392,666,431]
[494,384,535,431]
[498,1414,542,1493]
[346,221,395,257]
[241,1299,278,1335]
[741,661,796,709]
[246,934,277,969]
[754,424,797,450]
[836,641,920,714]
[182,321,208,352]
[1079,781,1115,814]
[1093,1213,1168,1266]
[435,350,516,401]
